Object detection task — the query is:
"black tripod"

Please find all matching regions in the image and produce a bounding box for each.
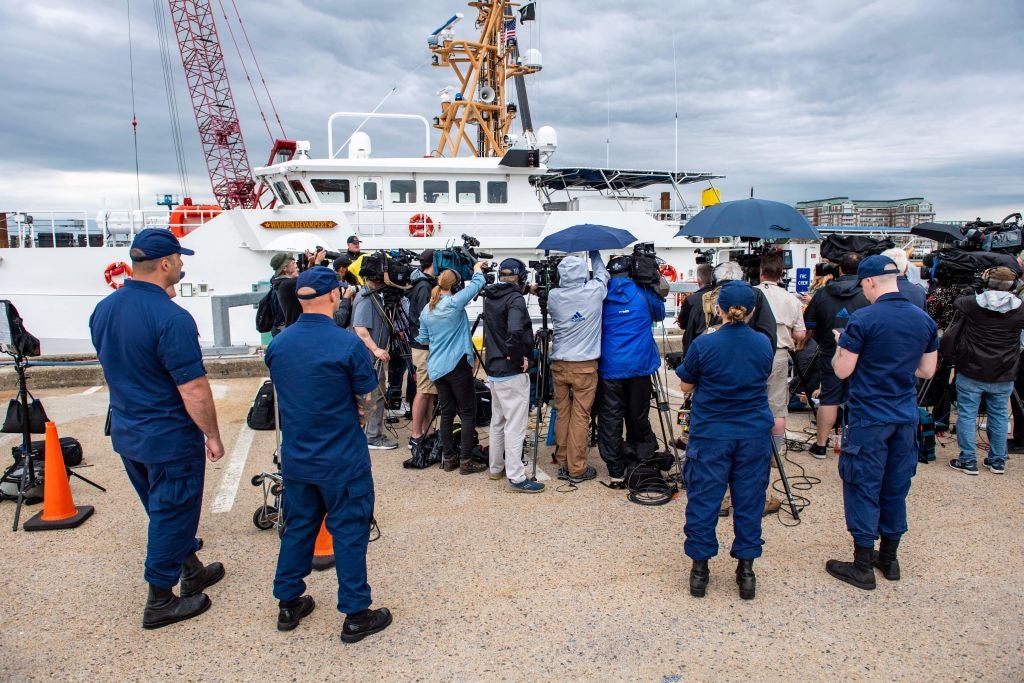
[528,303,552,481]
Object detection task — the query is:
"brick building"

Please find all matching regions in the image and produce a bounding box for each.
[795,197,935,228]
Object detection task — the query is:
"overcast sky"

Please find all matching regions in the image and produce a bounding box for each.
[1,0,1021,220]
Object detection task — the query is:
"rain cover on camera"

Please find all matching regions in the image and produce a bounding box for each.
[819,235,894,262]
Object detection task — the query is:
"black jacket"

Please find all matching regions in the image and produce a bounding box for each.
[677,285,712,336]
[406,270,436,350]
[685,282,778,350]
[951,293,1024,382]
[274,276,302,327]
[803,275,868,353]
[481,282,534,378]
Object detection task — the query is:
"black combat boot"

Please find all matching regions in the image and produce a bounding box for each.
[277,595,316,631]
[180,553,225,598]
[826,545,876,590]
[142,584,211,629]
[689,559,710,598]
[341,607,393,643]
[735,559,756,600]
[872,537,901,581]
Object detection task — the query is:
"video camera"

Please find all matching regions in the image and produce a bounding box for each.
[815,234,895,279]
[730,244,793,285]
[527,255,564,310]
[694,248,716,266]
[435,234,495,286]
[961,213,1023,255]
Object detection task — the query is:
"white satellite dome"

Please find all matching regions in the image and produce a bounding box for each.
[521,48,543,69]
[537,125,557,160]
[348,131,372,159]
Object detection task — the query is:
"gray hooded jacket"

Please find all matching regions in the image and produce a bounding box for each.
[548,251,610,361]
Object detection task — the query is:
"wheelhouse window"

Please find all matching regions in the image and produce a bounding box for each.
[487,181,508,204]
[423,180,449,204]
[390,179,416,204]
[273,180,294,205]
[456,180,480,204]
[310,178,350,203]
[289,180,310,204]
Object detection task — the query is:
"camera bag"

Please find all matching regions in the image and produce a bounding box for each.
[2,395,49,434]
[9,436,83,467]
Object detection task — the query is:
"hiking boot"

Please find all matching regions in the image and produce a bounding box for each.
[826,545,876,590]
[689,559,710,598]
[872,537,900,581]
[277,595,315,631]
[180,553,225,598]
[736,559,756,600]
[341,607,393,644]
[762,496,783,517]
[809,442,828,459]
[459,460,487,475]
[367,436,398,450]
[948,458,978,475]
[568,465,598,483]
[143,584,211,630]
[984,457,1006,474]
[557,466,571,481]
[488,469,506,480]
[507,478,545,493]
[441,457,460,472]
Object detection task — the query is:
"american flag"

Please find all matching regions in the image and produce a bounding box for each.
[502,18,516,44]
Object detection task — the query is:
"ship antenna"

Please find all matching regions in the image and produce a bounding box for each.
[672,29,679,175]
[127,0,142,211]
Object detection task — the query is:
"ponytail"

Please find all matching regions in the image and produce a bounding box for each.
[429,269,460,311]
[724,305,749,324]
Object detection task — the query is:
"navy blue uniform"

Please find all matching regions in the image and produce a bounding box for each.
[90,279,207,588]
[836,293,938,547]
[266,313,379,614]
[676,323,774,560]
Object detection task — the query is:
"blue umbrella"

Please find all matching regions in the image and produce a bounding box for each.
[675,198,821,241]
[537,224,637,253]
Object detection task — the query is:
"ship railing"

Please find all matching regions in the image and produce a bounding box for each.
[350,210,548,240]
[0,209,173,248]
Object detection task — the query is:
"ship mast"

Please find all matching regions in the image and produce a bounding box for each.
[429,1,540,157]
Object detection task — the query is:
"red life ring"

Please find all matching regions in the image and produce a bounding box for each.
[659,264,678,282]
[104,261,133,290]
[409,213,435,237]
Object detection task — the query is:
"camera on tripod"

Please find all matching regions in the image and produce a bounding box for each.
[359,249,418,291]
[730,244,793,285]
[815,261,841,278]
[694,248,716,266]
[435,234,495,285]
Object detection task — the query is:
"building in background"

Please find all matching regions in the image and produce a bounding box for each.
[796,197,935,228]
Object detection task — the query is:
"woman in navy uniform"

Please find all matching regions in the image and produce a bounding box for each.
[675,281,775,600]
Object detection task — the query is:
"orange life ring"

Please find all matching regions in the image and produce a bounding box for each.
[408,213,435,237]
[104,261,133,290]
[659,264,678,282]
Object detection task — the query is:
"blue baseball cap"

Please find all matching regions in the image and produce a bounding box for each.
[857,255,899,283]
[296,266,342,300]
[130,228,195,259]
[716,280,756,311]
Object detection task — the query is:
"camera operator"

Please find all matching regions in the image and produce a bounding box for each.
[757,252,806,457]
[685,262,777,349]
[548,250,609,484]
[277,248,329,327]
[405,249,437,455]
[352,268,398,451]
[676,281,774,600]
[944,267,1024,475]
[331,260,358,329]
[826,255,937,591]
[415,263,490,475]
[801,252,868,458]
[345,235,364,284]
[482,259,543,492]
[597,255,665,483]
[264,266,392,642]
[881,247,927,310]
[268,252,297,336]
[332,255,360,289]
[676,263,713,352]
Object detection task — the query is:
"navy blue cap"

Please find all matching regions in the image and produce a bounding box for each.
[296,266,342,300]
[857,255,899,283]
[346,235,361,244]
[130,228,194,259]
[716,280,756,311]
[499,258,526,276]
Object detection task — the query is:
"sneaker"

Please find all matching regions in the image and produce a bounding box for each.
[557,466,572,481]
[984,457,1005,474]
[568,465,598,483]
[408,436,420,451]
[948,458,978,475]
[367,437,398,450]
[488,470,506,480]
[507,478,545,493]
[459,460,487,475]
[809,443,828,459]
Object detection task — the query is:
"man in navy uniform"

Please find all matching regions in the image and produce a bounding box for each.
[266,266,393,643]
[90,228,225,629]
[827,255,938,590]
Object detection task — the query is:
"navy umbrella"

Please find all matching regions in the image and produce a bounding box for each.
[675,198,821,241]
[536,224,637,253]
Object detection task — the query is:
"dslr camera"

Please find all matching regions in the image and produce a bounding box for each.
[296,246,341,271]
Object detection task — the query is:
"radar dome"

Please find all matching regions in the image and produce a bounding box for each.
[537,125,557,161]
[348,131,372,159]
[521,48,543,70]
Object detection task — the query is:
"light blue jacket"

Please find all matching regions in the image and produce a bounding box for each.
[415,272,485,380]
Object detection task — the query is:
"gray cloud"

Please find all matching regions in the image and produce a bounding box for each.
[0,0,1020,219]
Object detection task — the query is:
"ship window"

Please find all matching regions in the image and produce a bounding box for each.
[310,179,350,203]
[289,180,310,204]
[487,181,508,204]
[456,180,480,204]
[363,181,379,201]
[424,180,449,204]
[273,181,294,205]
[390,180,416,204]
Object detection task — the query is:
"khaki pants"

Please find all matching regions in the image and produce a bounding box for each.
[551,359,599,476]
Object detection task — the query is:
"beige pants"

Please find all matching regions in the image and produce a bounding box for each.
[551,359,599,476]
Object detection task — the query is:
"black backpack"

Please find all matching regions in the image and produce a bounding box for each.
[255,289,276,333]
[246,381,276,430]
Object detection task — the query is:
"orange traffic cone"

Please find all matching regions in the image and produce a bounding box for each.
[311,518,335,571]
[24,422,93,531]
